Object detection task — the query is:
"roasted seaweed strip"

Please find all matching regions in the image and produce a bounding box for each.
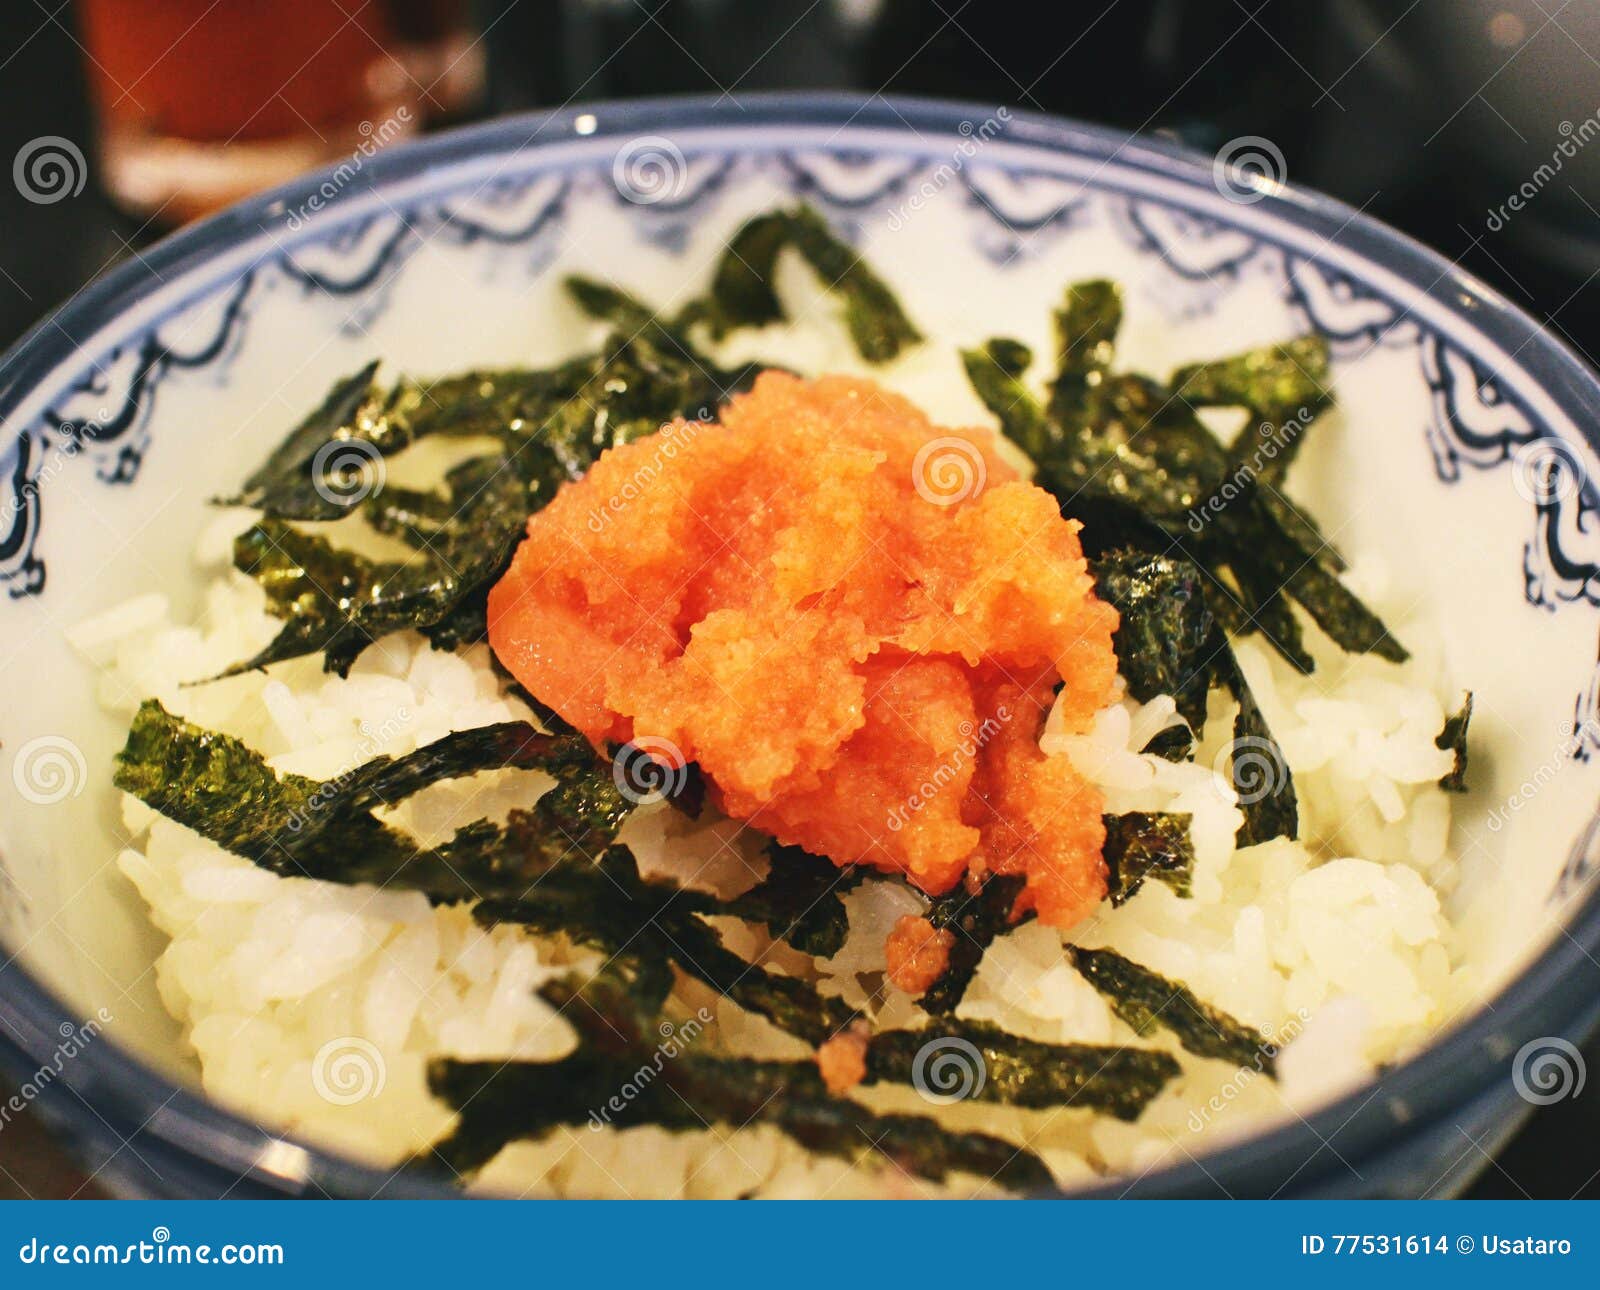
[479,853,1178,1117]
[864,1022,1178,1120]
[1436,693,1473,793]
[1091,548,1216,735]
[963,283,1405,675]
[114,701,632,902]
[961,339,1050,460]
[683,205,921,362]
[425,1052,1052,1191]
[226,454,527,676]
[217,328,762,677]
[1213,641,1300,846]
[1067,946,1273,1073]
[1104,811,1195,906]
[720,845,864,959]
[915,874,1026,1016]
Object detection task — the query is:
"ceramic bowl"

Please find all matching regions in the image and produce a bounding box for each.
[2,95,1599,1198]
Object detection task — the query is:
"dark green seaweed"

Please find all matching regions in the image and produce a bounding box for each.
[226,454,527,676]
[114,700,631,902]
[864,1021,1178,1120]
[960,338,1050,460]
[1103,811,1195,906]
[1091,548,1216,734]
[424,968,1054,1191]
[1048,278,1122,427]
[916,875,1026,1016]
[218,326,762,677]
[1067,945,1274,1073]
[684,206,921,362]
[721,845,864,959]
[963,282,1406,674]
[1171,336,1333,433]
[1088,548,1297,842]
[1213,642,1300,846]
[1437,693,1473,793]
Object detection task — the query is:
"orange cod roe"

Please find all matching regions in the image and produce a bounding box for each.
[884,915,957,995]
[486,372,1120,927]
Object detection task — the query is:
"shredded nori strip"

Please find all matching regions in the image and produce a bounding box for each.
[480,881,1179,1124]
[916,875,1027,1016]
[1104,811,1195,906]
[1048,278,1122,427]
[1088,547,1297,842]
[682,205,921,362]
[681,210,790,336]
[864,1021,1177,1120]
[1091,548,1215,734]
[960,339,1050,459]
[658,912,858,1046]
[474,855,860,1047]
[222,365,550,521]
[1436,693,1473,793]
[427,1050,1054,1191]
[962,281,1405,673]
[1213,640,1300,847]
[721,845,864,959]
[423,970,1054,1192]
[225,454,527,676]
[1171,335,1334,434]
[216,328,761,677]
[115,696,1191,1144]
[114,701,631,902]
[1067,945,1274,1074]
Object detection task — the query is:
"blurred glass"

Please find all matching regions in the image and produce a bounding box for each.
[78,0,482,224]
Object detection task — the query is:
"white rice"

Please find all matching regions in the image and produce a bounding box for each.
[78,317,1479,1197]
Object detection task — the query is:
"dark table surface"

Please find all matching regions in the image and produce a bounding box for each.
[0,2,1596,1200]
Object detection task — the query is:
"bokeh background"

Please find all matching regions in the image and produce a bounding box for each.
[0,0,1595,1200]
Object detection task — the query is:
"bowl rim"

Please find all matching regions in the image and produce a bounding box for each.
[2,90,1599,1200]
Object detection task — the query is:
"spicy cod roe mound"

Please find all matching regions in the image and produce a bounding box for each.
[487,372,1120,927]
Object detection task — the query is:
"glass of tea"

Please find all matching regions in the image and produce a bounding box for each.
[77,0,482,224]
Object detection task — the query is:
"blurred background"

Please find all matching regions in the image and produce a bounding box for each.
[0,0,1595,1199]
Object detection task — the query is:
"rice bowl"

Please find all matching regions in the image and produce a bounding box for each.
[2,97,1599,1199]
